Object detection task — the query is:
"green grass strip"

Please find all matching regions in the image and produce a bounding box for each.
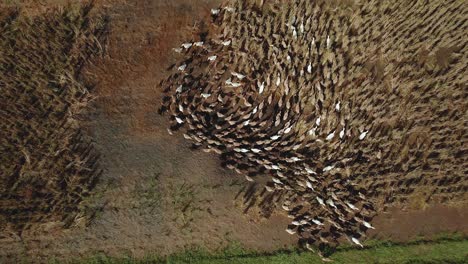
[70,236,468,264]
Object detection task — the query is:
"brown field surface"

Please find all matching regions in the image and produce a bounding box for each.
[0,0,467,263]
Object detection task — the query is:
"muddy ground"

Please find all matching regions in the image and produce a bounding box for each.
[0,0,467,262]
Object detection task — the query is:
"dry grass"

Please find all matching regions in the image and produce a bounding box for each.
[0,3,109,232]
[165,180,204,231]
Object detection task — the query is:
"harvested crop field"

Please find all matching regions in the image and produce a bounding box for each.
[0,3,108,232]
[0,0,467,263]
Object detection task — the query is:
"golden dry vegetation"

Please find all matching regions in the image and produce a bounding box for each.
[0,3,108,232]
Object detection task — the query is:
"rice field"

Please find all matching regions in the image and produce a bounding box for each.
[0,3,108,231]
[0,0,467,263]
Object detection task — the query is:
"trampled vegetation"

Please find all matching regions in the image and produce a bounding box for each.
[0,4,108,231]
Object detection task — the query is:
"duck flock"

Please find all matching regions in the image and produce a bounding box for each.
[159,0,467,255]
